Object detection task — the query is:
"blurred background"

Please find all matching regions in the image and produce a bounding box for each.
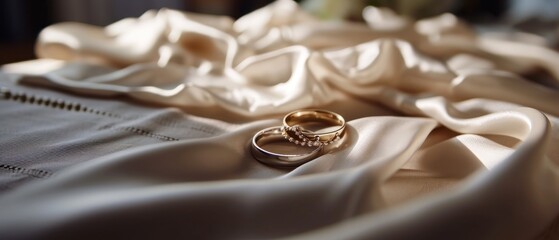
[1,0,558,64]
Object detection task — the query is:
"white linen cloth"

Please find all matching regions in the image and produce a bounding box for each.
[0,0,558,239]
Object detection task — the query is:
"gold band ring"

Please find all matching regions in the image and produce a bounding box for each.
[251,127,323,167]
[281,109,345,147]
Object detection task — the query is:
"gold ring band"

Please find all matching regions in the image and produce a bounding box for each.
[282,109,346,146]
[251,127,323,167]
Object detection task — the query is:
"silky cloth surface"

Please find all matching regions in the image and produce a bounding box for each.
[1,0,559,239]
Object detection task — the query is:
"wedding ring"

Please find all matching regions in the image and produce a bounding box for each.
[282,109,345,147]
[251,127,323,167]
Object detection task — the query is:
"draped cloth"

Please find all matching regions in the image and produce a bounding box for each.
[1,0,558,239]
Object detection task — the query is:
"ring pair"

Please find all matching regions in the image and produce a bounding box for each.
[251,109,346,167]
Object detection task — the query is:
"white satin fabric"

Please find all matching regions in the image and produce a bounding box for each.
[1,0,559,239]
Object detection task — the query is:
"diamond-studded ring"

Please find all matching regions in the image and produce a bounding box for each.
[282,109,345,147]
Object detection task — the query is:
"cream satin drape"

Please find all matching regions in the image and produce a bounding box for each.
[1,0,558,239]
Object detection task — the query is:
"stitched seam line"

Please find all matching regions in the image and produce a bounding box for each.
[1,86,125,119]
[1,86,210,140]
[0,164,53,178]
[1,86,220,133]
[118,126,179,141]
